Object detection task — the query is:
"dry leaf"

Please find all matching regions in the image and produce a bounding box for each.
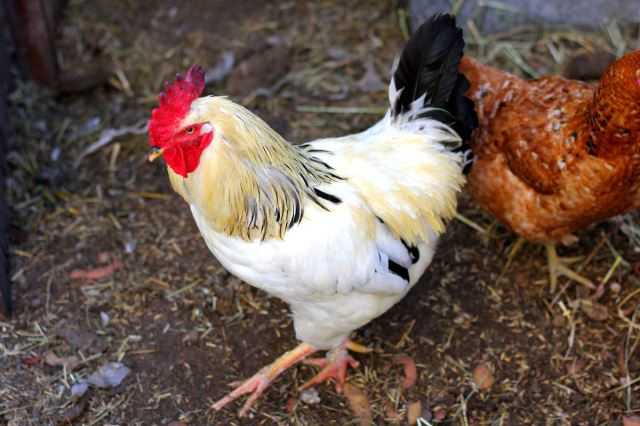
[343,383,372,426]
[623,415,640,426]
[70,259,122,281]
[433,407,446,421]
[392,355,417,390]
[21,355,41,367]
[56,327,104,352]
[286,397,297,414]
[552,313,566,328]
[383,400,402,423]
[45,351,80,370]
[407,400,422,425]
[57,395,89,424]
[618,344,627,374]
[96,252,111,263]
[473,363,495,390]
[580,300,609,321]
[566,358,586,376]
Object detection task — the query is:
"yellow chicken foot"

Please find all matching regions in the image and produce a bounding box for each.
[212,342,317,417]
[545,243,595,292]
[300,340,372,393]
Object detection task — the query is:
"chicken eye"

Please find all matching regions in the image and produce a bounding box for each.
[185,126,195,134]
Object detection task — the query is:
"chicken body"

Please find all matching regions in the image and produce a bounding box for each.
[462,52,640,288]
[167,92,464,415]
[180,101,458,349]
[464,52,640,243]
[149,14,476,417]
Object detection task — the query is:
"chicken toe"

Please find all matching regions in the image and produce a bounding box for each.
[300,341,364,393]
[212,342,316,417]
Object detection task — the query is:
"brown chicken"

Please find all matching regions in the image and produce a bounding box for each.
[461,51,640,290]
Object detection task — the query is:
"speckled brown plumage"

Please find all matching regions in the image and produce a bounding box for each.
[461,51,640,243]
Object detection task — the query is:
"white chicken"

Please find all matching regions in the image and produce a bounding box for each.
[147,14,476,417]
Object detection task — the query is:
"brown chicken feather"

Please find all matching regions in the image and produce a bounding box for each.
[461,51,640,244]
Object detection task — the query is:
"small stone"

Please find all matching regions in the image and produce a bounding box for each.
[124,240,137,254]
[100,312,110,327]
[50,146,61,161]
[87,362,130,388]
[300,388,321,405]
[71,381,89,399]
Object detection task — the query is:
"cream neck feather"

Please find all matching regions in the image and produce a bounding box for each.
[168,96,341,240]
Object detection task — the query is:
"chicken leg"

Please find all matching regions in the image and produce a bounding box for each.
[212,339,369,417]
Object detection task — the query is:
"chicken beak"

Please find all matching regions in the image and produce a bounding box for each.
[148,147,165,162]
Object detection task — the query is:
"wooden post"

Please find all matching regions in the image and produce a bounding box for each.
[0,5,12,315]
[4,0,67,88]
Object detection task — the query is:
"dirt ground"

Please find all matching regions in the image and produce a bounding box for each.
[2,1,640,425]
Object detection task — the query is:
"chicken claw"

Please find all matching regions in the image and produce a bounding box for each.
[212,343,316,417]
[545,243,595,292]
[300,340,370,393]
[498,238,595,292]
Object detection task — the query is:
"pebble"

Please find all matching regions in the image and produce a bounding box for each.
[300,388,321,405]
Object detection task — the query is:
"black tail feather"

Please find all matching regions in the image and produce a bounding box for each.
[391,13,478,142]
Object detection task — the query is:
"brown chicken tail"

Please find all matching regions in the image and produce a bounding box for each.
[458,56,523,101]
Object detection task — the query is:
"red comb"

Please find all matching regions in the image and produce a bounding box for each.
[149,65,206,148]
